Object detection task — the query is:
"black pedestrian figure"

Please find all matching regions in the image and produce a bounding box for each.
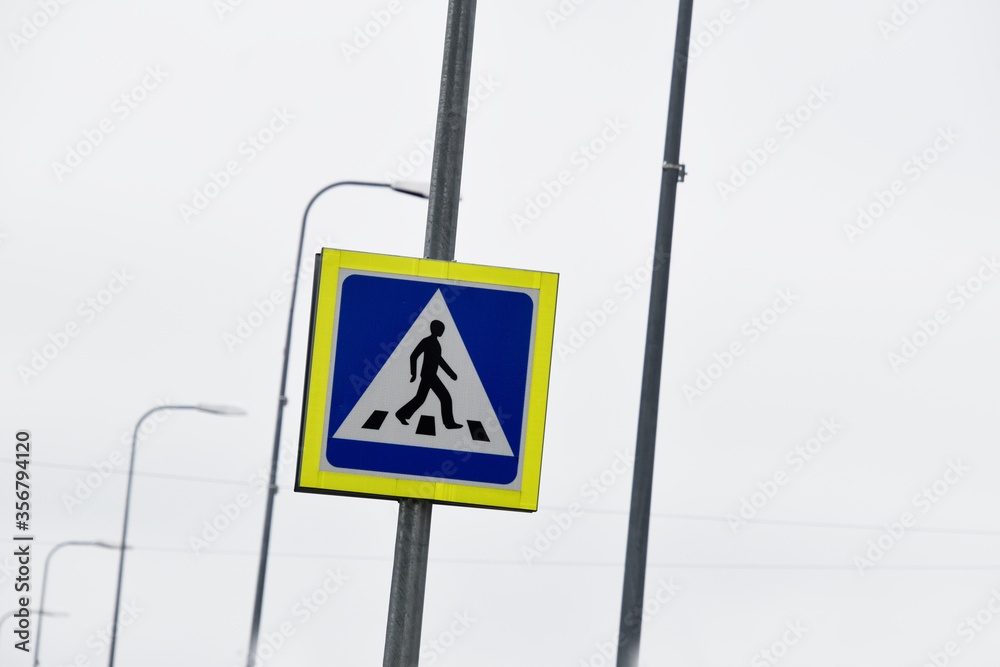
[395,319,463,429]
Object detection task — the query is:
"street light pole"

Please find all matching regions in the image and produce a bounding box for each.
[246,180,429,667]
[35,540,118,667]
[616,1,694,665]
[108,403,245,667]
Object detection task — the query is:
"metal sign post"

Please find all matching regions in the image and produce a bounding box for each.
[294,3,557,665]
[384,0,477,664]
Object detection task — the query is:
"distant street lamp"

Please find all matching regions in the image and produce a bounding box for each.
[246,180,430,667]
[35,540,118,667]
[108,403,246,667]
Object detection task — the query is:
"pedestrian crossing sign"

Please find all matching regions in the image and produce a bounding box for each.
[295,249,558,511]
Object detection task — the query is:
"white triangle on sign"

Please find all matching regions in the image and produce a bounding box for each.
[333,289,515,457]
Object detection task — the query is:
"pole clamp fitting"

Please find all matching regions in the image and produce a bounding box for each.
[663,162,687,182]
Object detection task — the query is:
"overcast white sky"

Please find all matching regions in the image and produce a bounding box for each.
[3,0,1000,665]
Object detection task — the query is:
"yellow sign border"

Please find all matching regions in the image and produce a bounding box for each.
[295,249,558,512]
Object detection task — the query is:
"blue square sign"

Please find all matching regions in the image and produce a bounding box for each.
[296,250,558,511]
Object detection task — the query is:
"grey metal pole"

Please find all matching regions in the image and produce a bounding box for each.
[382,498,434,665]
[245,181,428,667]
[109,403,243,667]
[422,0,476,261]
[616,1,693,666]
[35,540,116,667]
[383,0,476,664]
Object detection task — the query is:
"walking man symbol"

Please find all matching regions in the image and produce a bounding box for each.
[395,319,464,430]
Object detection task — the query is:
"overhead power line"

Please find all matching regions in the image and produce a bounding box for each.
[0,457,254,487]
[8,456,997,538]
[538,506,1000,537]
[37,542,1000,571]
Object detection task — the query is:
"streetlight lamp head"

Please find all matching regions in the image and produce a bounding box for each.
[195,403,247,416]
[389,180,432,199]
